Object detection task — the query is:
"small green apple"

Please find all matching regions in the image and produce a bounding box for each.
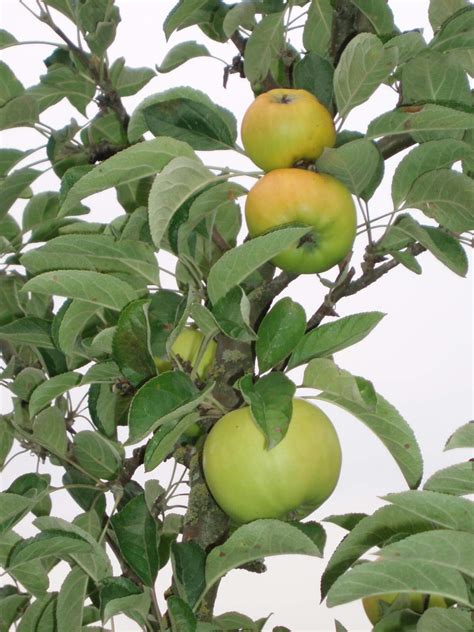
[363,592,448,625]
[154,327,217,379]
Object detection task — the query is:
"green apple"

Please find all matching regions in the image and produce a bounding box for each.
[154,327,217,379]
[363,592,448,625]
[202,399,341,523]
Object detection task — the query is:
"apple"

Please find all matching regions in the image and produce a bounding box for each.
[363,592,448,625]
[245,168,356,274]
[241,88,336,172]
[202,399,341,523]
[154,327,216,380]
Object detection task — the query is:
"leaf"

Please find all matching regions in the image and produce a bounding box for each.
[57,567,89,632]
[144,412,201,472]
[7,531,92,572]
[29,371,81,417]
[0,493,43,534]
[33,406,68,456]
[289,312,384,369]
[445,421,474,450]
[0,61,24,106]
[164,0,216,39]
[0,588,30,630]
[40,65,95,115]
[293,53,334,110]
[72,431,122,480]
[0,29,18,49]
[304,358,423,489]
[168,596,197,632]
[303,0,333,58]
[222,3,256,37]
[429,0,470,31]
[109,59,155,97]
[205,520,324,595]
[334,33,397,119]
[417,607,473,632]
[22,270,138,311]
[0,317,55,349]
[212,286,257,342]
[60,137,196,216]
[143,88,237,151]
[110,494,159,587]
[16,593,56,632]
[404,169,474,232]
[384,31,427,65]
[113,299,156,385]
[0,531,49,596]
[148,157,217,249]
[171,541,206,609]
[127,371,202,444]
[350,0,396,34]
[0,168,41,220]
[256,297,306,373]
[430,5,474,53]
[239,373,296,449]
[424,462,473,496]
[21,235,160,286]
[56,300,101,357]
[80,361,122,385]
[0,418,14,467]
[0,94,38,131]
[207,226,309,305]
[378,215,468,277]
[391,139,473,208]
[99,576,143,622]
[62,467,105,516]
[243,12,285,84]
[366,104,474,139]
[158,41,211,73]
[379,529,474,577]
[326,558,471,607]
[323,513,368,531]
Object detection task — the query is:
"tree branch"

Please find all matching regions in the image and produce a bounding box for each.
[377,133,415,160]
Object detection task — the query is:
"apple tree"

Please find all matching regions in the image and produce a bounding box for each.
[0,0,473,630]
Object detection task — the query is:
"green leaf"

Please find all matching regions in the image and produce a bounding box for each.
[0,29,18,49]
[401,51,471,107]
[164,0,216,39]
[350,0,397,34]
[424,462,473,496]
[0,168,41,220]
[55,299,101,357]
[143,88,237,151]
[109,58,155,97]
[404,169,474,232]
[304,358,422,489]
[207,226,309,305]
[62,467,105,516]
[21,235,160,286]
[0,61,24,106]
[317,139,383,199]
[171,541,206,609]
[0,148,27,176]
[33,406,68,456]
[243,12,285,84]
[429,0,470,31]
[289,312,384,369]
[256,297,306,373]
[205,520,324,595]
[326,558,471,608]
[323,513,367,531]
[417,607,473,632]
[88,382,131,437]
[0,94,38,131]
[57,567,89,632]
[29,371,81,417]
[80,361,122,385]
[293,53,334,110]
[222,3,256,37]
[40,65,95,115]
[148,157,217,249]
[0,418,14,467]
[239,373,296,449]
[158,41,211,73]
[127,371,202,444]
[99,577,143,622]
[73,431,122,480]
[366,104,474,140]
[60,137,196,216]
[0,317,55,349]
[430,5,474,52]
[445,422,474,450]
[8,531,92,572]
[11,367,45,401]
[212,286,257,342]
[0,587,29,630]
[16,593,56,632]
[113,299,156,385]
[378,215,468,277]
[168,596,197,632]
[0,531,49,597]
[384,31,427,64]
[110,494,159,587]
[22,270,138,311]
[144,412,201,472]
[391,139,473,208]
[379,529,474,577]
[334,33,397,119]
[303,0,333,58]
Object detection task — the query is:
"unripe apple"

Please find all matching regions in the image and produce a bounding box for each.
[154,327,216,379]
[203,399,341,523]
[241,88,336,172]
[362,592,448,625]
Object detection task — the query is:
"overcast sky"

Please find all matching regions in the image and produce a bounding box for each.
[0,1,472,630]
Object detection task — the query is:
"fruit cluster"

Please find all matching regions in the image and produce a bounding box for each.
[242,88,357,274]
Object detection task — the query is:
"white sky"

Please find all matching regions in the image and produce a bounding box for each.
[0,1,472,630]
